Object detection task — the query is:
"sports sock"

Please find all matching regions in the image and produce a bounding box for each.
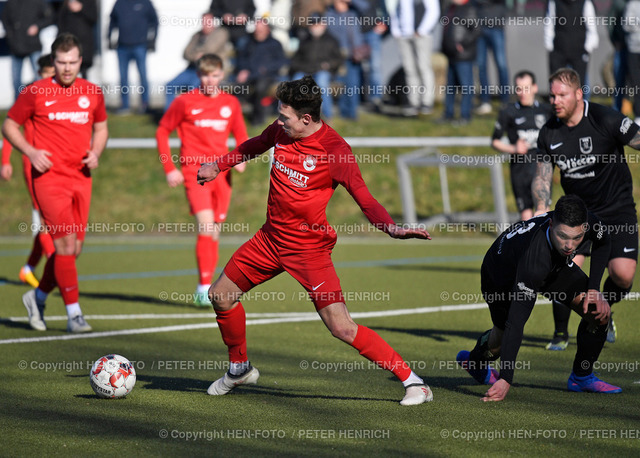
[402,371,424,387]
[65,303,81,318]
[603,276,631,307]
[351,325,411,382]
[38,254,57,294]
[229,361,251,376]
[40,232,55,258]
[215,303,248,363]
[26,235,43,268]
[54,254,79,305]
[572,318,607,377]
[552,300,571,336]
[35,288,48,305]
[196,235,216,286]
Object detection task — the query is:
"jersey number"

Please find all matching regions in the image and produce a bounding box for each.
[505,221,536,239]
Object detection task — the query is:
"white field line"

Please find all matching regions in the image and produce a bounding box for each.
[0,303,495,345]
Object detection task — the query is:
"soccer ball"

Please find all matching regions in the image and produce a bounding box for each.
[89,354,136,399]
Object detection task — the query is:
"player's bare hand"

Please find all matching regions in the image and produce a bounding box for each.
[0,164,13,181]
[482,379,510,402]
[82,151,100,169]
[515,139,529,155]
[233,162,246,173]
[166,169,184,188]
[387,224,432,240]
[28,149,53,173]
[197,162,220,185]
[583,289,610,325]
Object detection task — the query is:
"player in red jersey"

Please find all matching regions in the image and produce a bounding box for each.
[197,76,433,405]
[1,54,56,289]
[2,33,108,333]
[156,54,248,306]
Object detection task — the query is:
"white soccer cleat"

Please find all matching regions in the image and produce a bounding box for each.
[400,384,433,406]
[22,290,46,331]
[67,315,92,333]
[207,366,260,395]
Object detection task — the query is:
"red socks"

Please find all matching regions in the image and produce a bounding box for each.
[40,232,55,258]
[351,325,411,382]
[216,303,247,363]
[38,254,57,293]
[196,235,218,285]
[54,254,79,305]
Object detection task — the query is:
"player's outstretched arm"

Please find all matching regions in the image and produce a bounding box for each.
[387,224,432,240]
[531,161,552,215]
[197,161,220,185]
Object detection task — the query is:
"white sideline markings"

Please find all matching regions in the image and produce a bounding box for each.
[0,303,490,345]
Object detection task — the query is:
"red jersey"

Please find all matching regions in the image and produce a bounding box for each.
[157,89,248,173]
[217,121,395,248]
[7,77,107,176]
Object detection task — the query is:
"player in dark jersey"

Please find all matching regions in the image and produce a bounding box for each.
[197,76,434,406]
[491,70,552,221]
[457,195,620,401]
[533,68,640,350]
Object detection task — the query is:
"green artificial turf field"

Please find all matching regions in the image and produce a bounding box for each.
[1,237,639,456]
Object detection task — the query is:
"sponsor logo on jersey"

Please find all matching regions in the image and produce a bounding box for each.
[220,106,232,118]
[44,100,57,107]
[535,114,547,129]
[517,282,536,299]
[620,117,632,135]
[579,137,593,154]
[303,155,317,171]
[48,111,90,124]
[623,247,636,253]
[191,108,204,115]
[550,142,563,150]
[273,158,310,188]
[556,155,596,174]
[78,96,90,109]
[517,129,540,145]
[515,117,526,125]
[194,119,228,131]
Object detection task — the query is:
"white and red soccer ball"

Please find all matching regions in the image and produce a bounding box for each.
[90,354,136,399]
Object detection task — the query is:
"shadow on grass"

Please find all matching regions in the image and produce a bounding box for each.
[0,276,27,286]
[386,265,482,275]
[79,290,187,307]
[372,326,550,346]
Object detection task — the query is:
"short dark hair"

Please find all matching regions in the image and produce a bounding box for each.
[514,70,535,85]
[37,54,53,71]
[275,76,322,122]
[549,68,581,90]
[52,33,83,57]
[552,195,588,227]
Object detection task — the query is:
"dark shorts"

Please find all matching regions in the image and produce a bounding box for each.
[482,262,587,330]
[576,212,638,261]
[510,163,536,212]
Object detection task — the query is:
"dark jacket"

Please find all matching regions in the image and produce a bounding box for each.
[442,1,482,62]
[290,31,344,75]
[58,0,98,67]
[109,0,158,48]
[1,0,53,57]
[236,36,288,81]
[209,0,255,43]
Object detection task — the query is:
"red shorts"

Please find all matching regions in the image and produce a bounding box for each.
[224,229,344,310]
[182,166,232,220]
[33,172,91,241]
[22,155,38,211]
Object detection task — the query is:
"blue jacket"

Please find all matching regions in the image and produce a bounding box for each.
[109,0,158,47]
[235,36,288,82]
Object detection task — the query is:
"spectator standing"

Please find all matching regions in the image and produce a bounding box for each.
[387,0,439,116]
[57,0,98,78]
[623,0,640,123]
[209,0,255,56]
[1,0,54,100]
[108,0,159,114]
[608,0,629,112]
[474,0,510,115]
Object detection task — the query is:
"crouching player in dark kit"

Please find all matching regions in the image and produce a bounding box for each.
[457,195,621,401]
